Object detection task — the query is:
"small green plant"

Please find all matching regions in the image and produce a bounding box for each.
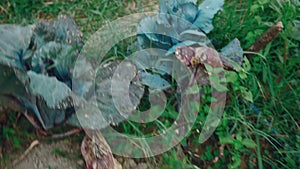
[2,127,21,148]
[51,147,68,158]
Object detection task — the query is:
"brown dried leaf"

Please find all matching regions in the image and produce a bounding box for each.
[175,46,235,70]
[81,130,114,169]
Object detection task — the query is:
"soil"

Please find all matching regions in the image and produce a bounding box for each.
[1,137,155,169]
[4,139,84,169]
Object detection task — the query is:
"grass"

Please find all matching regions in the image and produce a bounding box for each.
[210,0,300,168]
[0,0,299,168]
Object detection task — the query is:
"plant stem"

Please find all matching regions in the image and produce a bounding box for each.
[256,134,263,169]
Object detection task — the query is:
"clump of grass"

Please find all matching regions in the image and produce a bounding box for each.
[210,0,300,168]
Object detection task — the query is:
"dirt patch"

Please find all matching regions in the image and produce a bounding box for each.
[6,139,84,169]
[2,137,157,169]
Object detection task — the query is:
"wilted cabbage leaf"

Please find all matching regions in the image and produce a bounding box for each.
[0,65,29,112]
[136,0,223,90]
[27,71,72,109]
[34,14,84,48]
[95,61,144,125]
[194,0,224,33]
[0,25,35,71]
[221,38,243,65]
[0,14,84,130]
[138,0,224,52]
